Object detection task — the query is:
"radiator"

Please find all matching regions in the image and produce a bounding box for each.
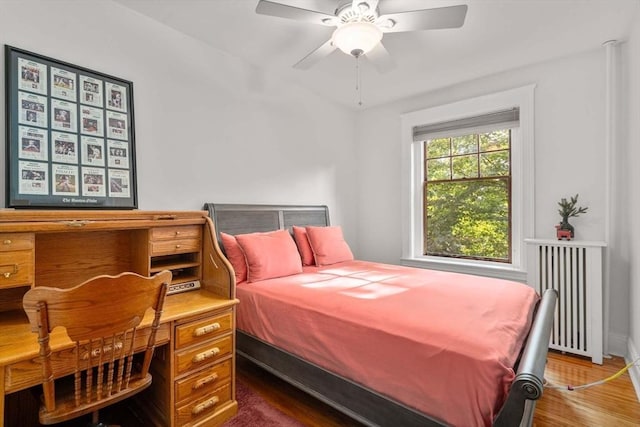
[525,239,605,364]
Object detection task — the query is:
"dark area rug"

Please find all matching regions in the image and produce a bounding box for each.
[222,379,305,427]
[6,375,303,426]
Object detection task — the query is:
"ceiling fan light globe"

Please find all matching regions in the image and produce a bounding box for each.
[332,21,382,56]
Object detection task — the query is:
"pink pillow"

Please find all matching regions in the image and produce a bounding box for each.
[220,232,247,284]
[235,229,303,282]
[292,226,315,266]
[305,226,354,266]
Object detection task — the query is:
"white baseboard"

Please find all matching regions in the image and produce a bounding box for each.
[609,332,629,357]
[627,339,640,402]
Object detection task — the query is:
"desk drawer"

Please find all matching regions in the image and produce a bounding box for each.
[175,335,232,376]
[175,382,231,426]
[151,238,200,256]
[0,233,34,251]
[151,226,201,241]
[175,311,233,350]
[175,359,231,404]
[0,250,34,289]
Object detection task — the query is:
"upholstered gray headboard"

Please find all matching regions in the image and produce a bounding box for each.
[204,204,330,239]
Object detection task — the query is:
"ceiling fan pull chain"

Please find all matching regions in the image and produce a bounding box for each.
[356,56,363,106]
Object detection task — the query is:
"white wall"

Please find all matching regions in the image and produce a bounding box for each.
[625,9,640,395]
[0,0,635,365]
[356,47,631,354]
[0,0,359,247]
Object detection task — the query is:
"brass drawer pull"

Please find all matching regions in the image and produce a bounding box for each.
[192,347,220,363]
[1,264,18,278]
[193,323,220,337]
[175,244,181,249]
[192,373,218,390]
[154,214,177,220]
[191,396,219,415]
[63,220,88,227]
[175,231,181,236]
[3,239,12,245]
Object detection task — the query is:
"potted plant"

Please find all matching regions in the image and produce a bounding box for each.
[556,194,588,240]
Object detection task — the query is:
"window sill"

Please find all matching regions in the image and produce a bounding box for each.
[400,256,527,283]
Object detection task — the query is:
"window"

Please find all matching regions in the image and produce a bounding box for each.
[423,121,514,262]
[401,86,534,281]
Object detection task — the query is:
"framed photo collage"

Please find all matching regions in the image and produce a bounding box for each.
[4,45,137,209]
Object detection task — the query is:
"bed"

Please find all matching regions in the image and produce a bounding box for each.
[204,203,557,427]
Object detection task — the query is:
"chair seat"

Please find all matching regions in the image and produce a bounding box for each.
[39,374,152,425]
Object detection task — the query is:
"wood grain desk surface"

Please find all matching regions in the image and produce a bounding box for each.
[0,290,239,367]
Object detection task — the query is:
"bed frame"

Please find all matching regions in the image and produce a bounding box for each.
[205,203,558,427]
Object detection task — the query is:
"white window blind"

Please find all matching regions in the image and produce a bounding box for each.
[412,108,520,142]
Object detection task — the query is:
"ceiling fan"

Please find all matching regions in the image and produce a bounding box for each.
[255,0,468,73]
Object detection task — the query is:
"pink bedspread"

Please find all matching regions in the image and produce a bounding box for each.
[236,260,539,427]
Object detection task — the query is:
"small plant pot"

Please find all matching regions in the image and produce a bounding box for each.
[555,224,573,240]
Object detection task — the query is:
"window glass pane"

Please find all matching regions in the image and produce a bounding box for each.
[480,150,510,177]
[426,138,450,159]
[452,155,477,179]
[479,130,509,151]
[425,179,509,261]
[426,158,450,181]
[452,134,477,155]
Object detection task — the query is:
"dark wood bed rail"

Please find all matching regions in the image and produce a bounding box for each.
[204,202,557,427]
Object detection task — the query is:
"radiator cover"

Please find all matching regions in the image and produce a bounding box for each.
[525,239,606,364]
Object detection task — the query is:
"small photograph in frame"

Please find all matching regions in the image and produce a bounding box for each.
[106,110,128,140]
[18,91,47,128]
[107,139,130,169]
[18,57,47,95]
[80,75,103,107]
[5,45,137,209]
[51,131,78,165]
[18,126,48,162]
[81,136,105,167]
[19,161,49,195]
[82,166,106,197]
[80,106,104,137]
[108,169,131,198]
[51,99,77,133]
[52,164,79,196]
[105,81,127,112]
[51,67,77,102]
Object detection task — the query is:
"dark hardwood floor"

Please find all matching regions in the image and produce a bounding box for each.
[534,351,640,426]
[237,351,640,427]
[8,351,638,426]
[236,356,362,427]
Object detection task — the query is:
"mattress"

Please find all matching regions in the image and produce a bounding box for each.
[236,260,539,427]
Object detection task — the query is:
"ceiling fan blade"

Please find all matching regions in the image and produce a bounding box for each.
[256,0,337,26]
[365,42,395,73]
[377,5,468,33]
[293,39,337,70]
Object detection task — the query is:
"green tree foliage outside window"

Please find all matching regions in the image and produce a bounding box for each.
[424,130,511,262]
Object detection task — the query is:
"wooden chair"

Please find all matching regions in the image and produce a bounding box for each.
[22,270,172,425]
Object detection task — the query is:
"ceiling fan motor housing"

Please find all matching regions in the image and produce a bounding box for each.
[336,1,378,24]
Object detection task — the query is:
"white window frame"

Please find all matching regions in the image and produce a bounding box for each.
[400,85,535,282]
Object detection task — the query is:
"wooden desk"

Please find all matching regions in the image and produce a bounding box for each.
[0,210,238,427]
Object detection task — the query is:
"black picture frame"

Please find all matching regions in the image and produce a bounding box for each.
[5,45,137,209]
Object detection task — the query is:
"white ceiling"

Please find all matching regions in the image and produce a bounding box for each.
[113,0,639,109]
